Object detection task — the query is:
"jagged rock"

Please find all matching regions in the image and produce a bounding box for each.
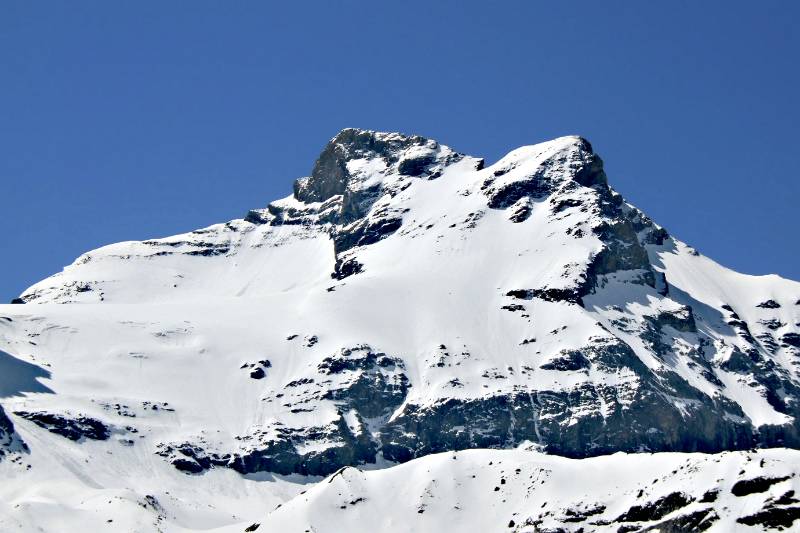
[14,411,110,441]
[333,216,403,255]
[736,505,800,528]
[332,257,363,279]
[380,368,756,462]
[615,492,694,522]
[0,405,25,459]
[540,350,591,371]
[639,507,719,532]
[318,346,409,418]
[731,475,791,496]
[651,306,697,333]
[782,332,800,348]
[294,128,461,205]
[159,416,376,477]
[485,137,605,210]
[506,288,584,306]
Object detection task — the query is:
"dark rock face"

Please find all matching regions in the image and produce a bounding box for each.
[160,321,800,477]
[332,257,364,280]
[506,288,584,306]
[375,336,790,464]
[586,217,656,290]
[159,417,378,477]
[652,307,697,333]
[379,342,758,464]
[318,346,410,418]
[14,411,110,441]
[616,492,694,522]
[539,350,591,371]
[782,332,800,348]
[508,198,533,222]
[333,216,403,255]
[737,505,800,528]
[158,416,377,477]
[0,407,14,438]
[241,359,271,379]
[0,405,23,459]
[380,383,754,463]
[731,475,791,496]
[640,507,719,532]
[486,171,556,209]
[294,128,459,204]
[485,137,606,210]
[161,344,410,476]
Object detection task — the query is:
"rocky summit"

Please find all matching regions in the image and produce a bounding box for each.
[2,129,799,531]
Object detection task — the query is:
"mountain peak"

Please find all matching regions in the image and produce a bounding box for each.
[294,128,458,204]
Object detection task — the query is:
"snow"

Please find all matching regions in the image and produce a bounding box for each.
[236,447,800,533]
[1,130,798,531]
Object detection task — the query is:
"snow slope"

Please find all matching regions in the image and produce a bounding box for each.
[1,128,799,531]
[245,447,800,533]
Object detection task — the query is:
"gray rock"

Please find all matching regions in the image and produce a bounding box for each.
[14,411,110,442]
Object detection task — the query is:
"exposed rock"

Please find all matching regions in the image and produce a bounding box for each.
[241,359,271,379]
[14,411,110,441]
[294,128,461,205]
[540,350,591,371]
[736,505,800,529]
[333,216,403,255]
[508,198,533,223]
[615,492,694,522]
[318,346,409,418]
[651,306,697,333]
[781,332,800,348]
[506,288,584,306]
[639,507,719,532]
[0,405,26,459]
[485,137,605,210]
[332,257,364,280]
[158,416,376,477]
[731,475,791,496]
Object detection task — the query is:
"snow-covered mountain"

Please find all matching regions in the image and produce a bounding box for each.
[247,448,800,533]
[1,128,799,531]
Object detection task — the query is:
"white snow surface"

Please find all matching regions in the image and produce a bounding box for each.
[234,447,800,533]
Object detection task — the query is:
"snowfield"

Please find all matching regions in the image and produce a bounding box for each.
[237,448,800,533]
[1,129,798,531]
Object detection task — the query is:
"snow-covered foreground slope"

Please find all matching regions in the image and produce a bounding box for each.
[1,128,799,531]
[242,448,800,533]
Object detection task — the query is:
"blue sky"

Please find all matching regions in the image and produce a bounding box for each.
[2,1,798,300]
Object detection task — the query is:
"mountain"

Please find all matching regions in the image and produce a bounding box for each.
[1,128,799,531]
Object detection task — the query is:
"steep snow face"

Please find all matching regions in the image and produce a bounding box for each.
[247,447,800,533]
[1,129,800,529]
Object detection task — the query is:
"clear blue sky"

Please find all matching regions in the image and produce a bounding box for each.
[2,1,798,301]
